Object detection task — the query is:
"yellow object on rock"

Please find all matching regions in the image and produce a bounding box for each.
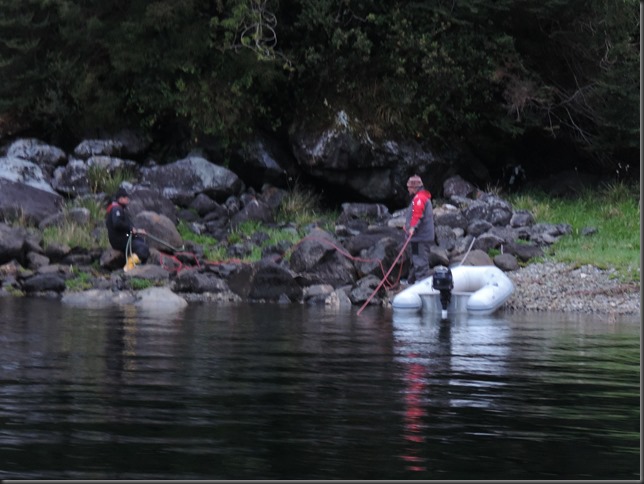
[124,253,140,272]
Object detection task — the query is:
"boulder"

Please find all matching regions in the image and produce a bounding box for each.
[51,158,91,196]
[0,223,27,264]
[127,186,178,222]
[172,269,230,294]
[0,178,64,226]
[134,287,187,311]
[141,156,243,205]
[229,198,275,228]
[21,272,67,293]
[6,138,67,175]
[73,131,150,159]
[231,132,302,189]
[248,261,303,302]
[289,109,438,205]
[133,211,183,252]
[289,228,358,287]
[0,156,57,194]
[443,175,477,199]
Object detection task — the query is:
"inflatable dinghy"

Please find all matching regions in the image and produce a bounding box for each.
[392,265,515,317]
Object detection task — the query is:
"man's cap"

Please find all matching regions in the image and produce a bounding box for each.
[407,175,423,188]
[115,187,129,198]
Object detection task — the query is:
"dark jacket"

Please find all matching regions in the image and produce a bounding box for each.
[405,189,435,242]
[105,201,133,252]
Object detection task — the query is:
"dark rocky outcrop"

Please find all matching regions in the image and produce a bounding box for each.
[0,133,581,308]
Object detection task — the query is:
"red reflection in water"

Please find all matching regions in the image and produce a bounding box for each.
[400,354,428,472]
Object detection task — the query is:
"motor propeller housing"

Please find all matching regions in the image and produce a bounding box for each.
[432,265,454,314]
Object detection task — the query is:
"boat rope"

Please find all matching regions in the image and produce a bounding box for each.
[125,233,132,259]
[284,234,407,289]
[144,232,185,252]
[458,236,477,267]
[357,231,414,316]
[126,231,410,284]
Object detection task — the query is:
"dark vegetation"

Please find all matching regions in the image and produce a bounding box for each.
[0,0,639,186]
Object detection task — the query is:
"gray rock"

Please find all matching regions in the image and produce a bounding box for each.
[349,274,383,305]
[248,261,302,302]
[443,175,476,198]
[141,156,243,205]
[0,156,57,194]
[172,269,229,294]
[494,253,519,271]
[229,198,275,228]
[134,287,187,311]
[7,138,67,169]
[21,273,66,293]
[0,223,26,264]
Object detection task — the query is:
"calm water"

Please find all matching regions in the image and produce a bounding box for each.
[0,297,639,480]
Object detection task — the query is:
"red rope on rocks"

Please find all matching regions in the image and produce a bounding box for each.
[357,231,413,316]
[286,234,408,289]
[154,234,409,291]
[157,250,201,273]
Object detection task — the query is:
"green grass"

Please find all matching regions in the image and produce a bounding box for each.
[129,277,154,290]
[227,220,304,262]
[42,197,109,249]
[276,183,337,228]
[204,245,228,261]
[87,165,136,195]
[508,181,640,282]
[66,271,93,292]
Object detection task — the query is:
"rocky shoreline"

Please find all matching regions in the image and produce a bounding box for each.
[0,136,639,317]
[503,262,640,316]
[9,260,642,318]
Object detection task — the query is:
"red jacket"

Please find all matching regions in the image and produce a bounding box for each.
[405,189,435,242]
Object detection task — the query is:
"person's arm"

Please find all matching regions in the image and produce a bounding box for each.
[409,192,429,229]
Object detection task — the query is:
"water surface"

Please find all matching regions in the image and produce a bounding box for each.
[0,298,639,479]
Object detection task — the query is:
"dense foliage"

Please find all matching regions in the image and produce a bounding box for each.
[0,0,639,179]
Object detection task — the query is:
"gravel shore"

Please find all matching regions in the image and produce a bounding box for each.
[505,262,640,316]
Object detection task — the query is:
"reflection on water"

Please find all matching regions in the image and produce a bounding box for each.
[0,298,639,480]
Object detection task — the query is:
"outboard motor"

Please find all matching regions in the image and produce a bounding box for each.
[431,266,453,319]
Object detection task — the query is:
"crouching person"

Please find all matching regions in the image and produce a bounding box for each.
[105,187,150,267]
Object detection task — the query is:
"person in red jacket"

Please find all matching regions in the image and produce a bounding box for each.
[105,187,150,264]
[404,175,435,283]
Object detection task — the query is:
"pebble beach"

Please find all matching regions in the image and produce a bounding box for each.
[505,262,640,316]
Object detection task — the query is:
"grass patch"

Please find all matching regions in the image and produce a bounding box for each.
[5,285,24,297]
[42,197,109,250]
[129,277,153,290]
[276,183,336,228]
[226,221,305,262]
[177,219,218,246]
[204,245,228,261]
[88,165,136,195]
[176,219,226,261]
[229,220,263,244]
[66,271,93,292]
[508,181,640,281]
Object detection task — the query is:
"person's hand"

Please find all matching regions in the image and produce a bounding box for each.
[409,227,415,236]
